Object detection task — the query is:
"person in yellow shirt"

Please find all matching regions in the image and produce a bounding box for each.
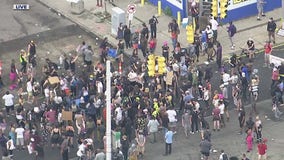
[19,50,27,74]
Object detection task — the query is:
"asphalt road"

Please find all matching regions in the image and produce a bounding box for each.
[144,46,284,160]
[0,0,103,159]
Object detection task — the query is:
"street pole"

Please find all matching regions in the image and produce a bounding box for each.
[282,0,284,21]
[106,60,112,160]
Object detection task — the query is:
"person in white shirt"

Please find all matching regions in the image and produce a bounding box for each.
[166,108,177,133]
[2,91,15,115]
[218,101,226,128]
[6,136,16,157]
[15,125,25,150]
[128,70,138,82]
[114,105,122,125]
[26,78,33,103]
[209,15,219,43]
[203,87,210,109]
[147,116,160,143]
[206,26,214,41]
[77,141,87,159]
[44,87,50,105]
[96,80,103,95]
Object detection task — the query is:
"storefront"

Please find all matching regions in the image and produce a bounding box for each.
[148,0,282,23]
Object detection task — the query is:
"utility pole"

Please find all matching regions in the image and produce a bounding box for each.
[282,0,284,21]
[106,60,112,160]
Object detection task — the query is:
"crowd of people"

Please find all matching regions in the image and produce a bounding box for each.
[0,2,282,160]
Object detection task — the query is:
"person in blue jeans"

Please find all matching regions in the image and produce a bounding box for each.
[164,127,173,156]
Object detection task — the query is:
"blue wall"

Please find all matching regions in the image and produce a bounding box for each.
[148,0,187,18]
[223,0,282,23]
[149,0,282,23]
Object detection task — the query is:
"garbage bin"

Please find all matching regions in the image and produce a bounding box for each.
[70,0,84,15]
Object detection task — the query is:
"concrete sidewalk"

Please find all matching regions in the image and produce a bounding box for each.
[36,0,284,60]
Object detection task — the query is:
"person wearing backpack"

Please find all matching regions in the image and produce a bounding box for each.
[219,149,229,160]
[227,21,237,50]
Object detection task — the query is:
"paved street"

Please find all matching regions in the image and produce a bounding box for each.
[143,45,284,160]
[0,0,103,159]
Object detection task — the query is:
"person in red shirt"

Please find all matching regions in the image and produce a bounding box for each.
[148,38,156,54]
[271,67,279,86]
[264,41,272,67]
[257,138,267,160]
[44,108,56,125]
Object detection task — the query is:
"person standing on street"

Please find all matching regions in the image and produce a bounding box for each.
[257,0,265,20]
[2,91,14,115]
[149,15,158,39]
[123,25,131,49]
[200,138,212,160]
[83,46,94,72]
[27,40,36,63]
[96,0,102,7]
[162,41,170,63]
[140,23,149,58]
[147,115,160,143]
[257,138,267,160]
[216,42,222,70]
[246,129,253,153]
[60,134,69,160]
[242,153,250,160]
[238,107,246,134]
[19,49,28,75]
[136,131,146,158]
[219,149,229,160]
[246,38,255,60]
[227,21,237,49]
[168,19,179,49]
[181,110,191,137]
[209,15,219,43]
[255,116,263,142]
[164,127,173,156]
[212,105,221,131]
[267,17,277,44]
[264,40,272,67]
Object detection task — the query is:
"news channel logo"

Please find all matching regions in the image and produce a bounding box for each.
[13,4,30,10]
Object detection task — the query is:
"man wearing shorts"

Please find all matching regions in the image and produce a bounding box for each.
[15,125,25,150]
[258,138,268,160]
[200,138,211,160]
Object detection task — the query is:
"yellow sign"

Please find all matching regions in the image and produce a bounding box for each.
[166,71,174,85]
[233,0,249,5]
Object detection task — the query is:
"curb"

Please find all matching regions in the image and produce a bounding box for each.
[222,41,284,63]
[35,0,112,46]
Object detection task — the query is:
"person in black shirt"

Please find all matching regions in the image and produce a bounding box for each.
[267,17,277,44]
[238,107,246,134]
[140,23,149,41]
[123,25,131,49]
[28,40,36,63]
[149,16,158,38]
[162,41,169,63]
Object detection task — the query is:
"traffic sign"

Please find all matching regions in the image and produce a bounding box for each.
[127,4,136,14]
